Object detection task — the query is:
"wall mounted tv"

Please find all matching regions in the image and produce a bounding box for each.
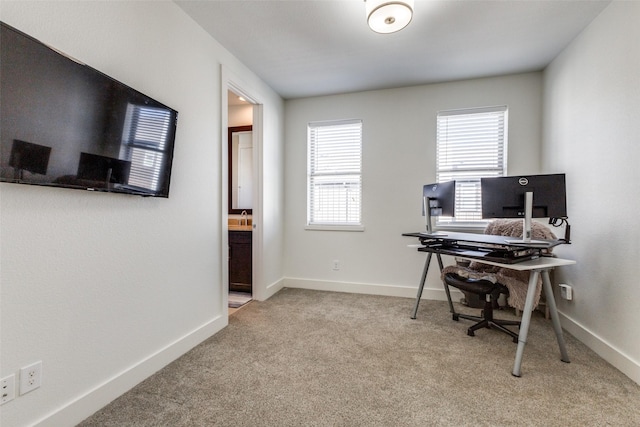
[0,22,178,197]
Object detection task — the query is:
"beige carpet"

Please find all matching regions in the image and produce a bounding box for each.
[78,288,640,426]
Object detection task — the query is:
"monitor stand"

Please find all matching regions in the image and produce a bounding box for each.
[13,167,24,181]
[504,191,547,245]
[422,196,447,236]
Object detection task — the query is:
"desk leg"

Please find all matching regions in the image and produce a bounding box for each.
[512,270,540,377]
[411,252,432,319]
[542,270,570,363]
[436,254,455,313]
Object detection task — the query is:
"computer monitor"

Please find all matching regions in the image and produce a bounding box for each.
[9,139,52,179]
[481,173,567,243]
[422,180,455,233]
[77,152,132,186]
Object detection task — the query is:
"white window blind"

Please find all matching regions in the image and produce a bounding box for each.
[307,119,362,227]
[121,104,172,192]
[436,106,508,225]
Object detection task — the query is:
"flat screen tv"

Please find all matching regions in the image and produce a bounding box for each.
[0,22,178,197]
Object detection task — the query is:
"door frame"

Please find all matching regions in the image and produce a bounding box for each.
[221,66,264,313]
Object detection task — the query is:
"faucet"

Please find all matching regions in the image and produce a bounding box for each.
[240,210,248,226]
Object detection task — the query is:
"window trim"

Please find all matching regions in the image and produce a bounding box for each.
[304,224,366,232]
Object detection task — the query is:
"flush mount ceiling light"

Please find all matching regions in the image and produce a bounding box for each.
[365,0,414,34]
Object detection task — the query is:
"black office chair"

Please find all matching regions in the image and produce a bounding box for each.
[443,273,520,343]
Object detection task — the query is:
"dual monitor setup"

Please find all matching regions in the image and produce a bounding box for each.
[8,139,132,189]
[423,173,569,244]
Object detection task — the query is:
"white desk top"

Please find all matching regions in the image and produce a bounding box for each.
[412,230,563,249]
[405,230,573,271]
[456,255,576,271]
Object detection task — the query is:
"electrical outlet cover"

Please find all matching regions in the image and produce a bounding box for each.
[1,374,16,405]
[19,361,42,395]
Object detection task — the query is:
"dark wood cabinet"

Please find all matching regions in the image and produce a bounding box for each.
[229,230,252,293]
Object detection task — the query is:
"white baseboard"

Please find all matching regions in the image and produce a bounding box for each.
[34,314,228,427]
[262,277,286,301]
[559,311,640,385]
[283,277,462,302]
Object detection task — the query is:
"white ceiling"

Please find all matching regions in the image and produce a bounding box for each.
[175,0,611,100]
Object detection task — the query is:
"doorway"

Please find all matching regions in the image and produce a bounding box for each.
[227,89,255,313]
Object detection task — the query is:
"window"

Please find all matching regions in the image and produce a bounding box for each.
[120,104,173,192]
[307,119,363,229]
[436,106,508,226]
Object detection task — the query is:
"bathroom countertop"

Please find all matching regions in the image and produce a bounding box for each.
[228,224,252,231]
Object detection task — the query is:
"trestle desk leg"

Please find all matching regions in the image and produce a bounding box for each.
[512,270,540,377]
[411,252,432,319]
[542,270,570,363]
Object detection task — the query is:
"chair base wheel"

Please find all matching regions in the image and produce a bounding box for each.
[452,314,459,321]
[467,329,475,337]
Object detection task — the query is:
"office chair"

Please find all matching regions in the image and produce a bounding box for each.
[443,273,520,343]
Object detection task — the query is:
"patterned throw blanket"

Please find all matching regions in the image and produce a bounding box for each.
[441,219,556,311]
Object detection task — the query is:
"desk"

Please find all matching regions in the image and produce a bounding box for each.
[405,232,575,377]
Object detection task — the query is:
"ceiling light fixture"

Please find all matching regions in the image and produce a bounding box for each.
[365,0,414,34]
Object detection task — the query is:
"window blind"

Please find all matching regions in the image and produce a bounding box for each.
[436,106,507,224]
[122,105,172,191]
[308,119,362,226]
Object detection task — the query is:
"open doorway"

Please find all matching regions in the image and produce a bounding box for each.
[227,89,255,314]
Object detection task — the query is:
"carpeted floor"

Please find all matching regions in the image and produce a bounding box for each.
[78,288,640,426]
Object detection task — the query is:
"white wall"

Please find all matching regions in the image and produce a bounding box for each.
[283,73,543,299]
[0,1,284,426]
[542,1,640,383]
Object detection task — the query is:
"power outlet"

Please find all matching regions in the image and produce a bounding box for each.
[1,374,16,405]
[332,260,340,271]
[559,284,573,300]
[19,361,42,395]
